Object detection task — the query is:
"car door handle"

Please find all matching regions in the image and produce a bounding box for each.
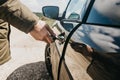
[51,32,65,44]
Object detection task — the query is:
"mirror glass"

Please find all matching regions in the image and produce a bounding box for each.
[68,12,80,19]
[42,6,59,19]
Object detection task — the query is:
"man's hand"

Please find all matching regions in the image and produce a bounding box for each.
[29,20,55,44]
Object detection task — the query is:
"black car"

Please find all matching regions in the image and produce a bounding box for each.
[42,0,120,80]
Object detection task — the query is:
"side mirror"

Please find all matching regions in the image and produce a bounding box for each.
[68,12,80,19]
[42,6,59,19]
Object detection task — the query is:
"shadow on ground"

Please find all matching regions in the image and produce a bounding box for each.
[6,61,52,80]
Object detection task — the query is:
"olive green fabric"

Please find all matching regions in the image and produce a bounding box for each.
[0,0,39,33]
[0,19,11,65]
[0,0,40,64]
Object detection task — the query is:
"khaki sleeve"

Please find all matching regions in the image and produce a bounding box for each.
[0,0,39,33]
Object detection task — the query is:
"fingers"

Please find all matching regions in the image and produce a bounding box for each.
[42,24,56,44]
[45,24,56,36]
[30,20,56,44]
[43,33,54,44]
[86,45,93,53]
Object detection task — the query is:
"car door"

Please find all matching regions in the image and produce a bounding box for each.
[56,0,120,80]
[63,0,120,80]
[43,0,120,80]
[55,0,93,80]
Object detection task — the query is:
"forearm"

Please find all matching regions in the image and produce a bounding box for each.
[0,0,39,33]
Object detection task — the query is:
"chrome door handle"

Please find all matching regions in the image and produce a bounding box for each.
[51,32,65,44]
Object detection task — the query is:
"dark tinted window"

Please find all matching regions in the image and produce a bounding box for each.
[87,0,120,26]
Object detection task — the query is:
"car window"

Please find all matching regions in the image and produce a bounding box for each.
[87,0,120,27]
[60,0,90,33]
[65,0,88,20]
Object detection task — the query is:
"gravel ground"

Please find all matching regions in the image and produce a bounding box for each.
[0,27,52,80]
[7,61,52,80]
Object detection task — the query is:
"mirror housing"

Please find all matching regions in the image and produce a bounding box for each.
[42,6,59,19]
